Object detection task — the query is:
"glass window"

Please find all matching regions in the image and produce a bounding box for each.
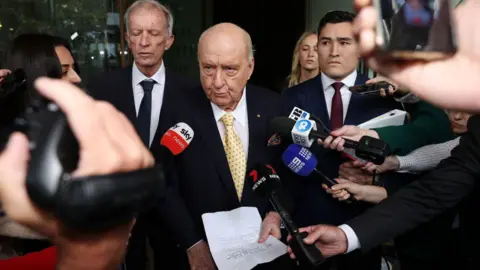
[0,0,207,84]
[1,0,124,85]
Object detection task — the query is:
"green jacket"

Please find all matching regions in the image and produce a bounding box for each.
[373,101,455,156]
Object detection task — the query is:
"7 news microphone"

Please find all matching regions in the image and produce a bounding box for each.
[248,164,324,268]
[269,116,390,165]
[282,144,357,203]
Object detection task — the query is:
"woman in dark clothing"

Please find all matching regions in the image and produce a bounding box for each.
[0,33,81,268]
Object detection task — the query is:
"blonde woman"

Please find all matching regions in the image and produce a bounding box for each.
[286,32,319,88]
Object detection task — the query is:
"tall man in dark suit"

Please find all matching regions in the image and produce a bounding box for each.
[281,11,401,270]
[160,22,294,270]
[87,1,195,269]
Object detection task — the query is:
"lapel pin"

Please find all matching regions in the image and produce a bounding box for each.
[257,114,261,118]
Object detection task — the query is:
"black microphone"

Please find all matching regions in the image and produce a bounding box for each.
[269,117,390,165]
[249,164,325,268]
[270,117,356,148]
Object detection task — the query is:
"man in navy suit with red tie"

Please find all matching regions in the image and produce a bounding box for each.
[281,11,401,270]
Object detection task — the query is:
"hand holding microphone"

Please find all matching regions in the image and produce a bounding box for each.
[269,116,390,165]
[349,76,416,102]
[287,225,348,260]
[320,125,379,150]
[281,144,357,203]
[248,164,325,268]
[322,179,388,204]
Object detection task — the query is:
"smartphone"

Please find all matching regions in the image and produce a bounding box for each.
[373,0,457,61]
[348,81,395,96]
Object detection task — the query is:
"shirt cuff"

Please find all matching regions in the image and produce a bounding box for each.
[338,224,361,253]
[187,240,204,251]
[396,155,408,171]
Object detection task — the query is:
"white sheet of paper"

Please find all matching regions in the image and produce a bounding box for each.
[202,207,287,270]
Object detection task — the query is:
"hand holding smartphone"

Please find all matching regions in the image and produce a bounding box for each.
[373,0,457,61]
[348,81,396,96]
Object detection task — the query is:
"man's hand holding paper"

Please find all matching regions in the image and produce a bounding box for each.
[258,211,282,243]
[202,207,287,270]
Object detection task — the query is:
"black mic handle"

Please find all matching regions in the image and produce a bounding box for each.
[342,138,359,149]
[269,192,298,235]
[309,130,359,149]
[313,168,336,187]
[288,231,325,268]
[313,169,357,203]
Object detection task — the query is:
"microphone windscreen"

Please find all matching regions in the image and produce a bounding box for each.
[248,164,281,197]
[268,117,296,137]
[281,144,317,177]
[160,122,194,155]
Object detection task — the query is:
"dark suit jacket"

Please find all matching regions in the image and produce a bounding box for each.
[281,73,402,226]
[347,115,480,252]
[86,66,198,268]
[86,66,197,150]
[159,84,285,249]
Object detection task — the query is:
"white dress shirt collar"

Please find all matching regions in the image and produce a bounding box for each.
[132,61,166,92]
[211,87,248,127]
[320,70,357,91]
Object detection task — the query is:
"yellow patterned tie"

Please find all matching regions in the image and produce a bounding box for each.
[221,113,246,200]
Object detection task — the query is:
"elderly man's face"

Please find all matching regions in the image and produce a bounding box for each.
[198,35,254,111]
[125,5,173,75]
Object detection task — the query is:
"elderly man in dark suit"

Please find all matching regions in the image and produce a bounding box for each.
[87,1,196,269]
[159,22,295,270]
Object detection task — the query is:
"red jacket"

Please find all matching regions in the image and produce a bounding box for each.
[0,246,56,269]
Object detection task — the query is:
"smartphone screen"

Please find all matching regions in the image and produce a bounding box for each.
[374,0,457,61]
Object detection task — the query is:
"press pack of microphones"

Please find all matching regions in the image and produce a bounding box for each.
[266,107,392,206]
[269,107,390,165]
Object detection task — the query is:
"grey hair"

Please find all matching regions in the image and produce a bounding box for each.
[124,0,174,36]
[245,33,255,61]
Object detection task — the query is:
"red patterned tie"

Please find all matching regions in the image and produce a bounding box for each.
[331,82,344,130]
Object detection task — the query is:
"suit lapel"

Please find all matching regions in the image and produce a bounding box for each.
[192,92,239,207]
[151,68,173,147]
[241,87,265,203]
[308,77,331,130]
[345,74,368,125]
[117,67,137,125]
[344,93,363,125]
